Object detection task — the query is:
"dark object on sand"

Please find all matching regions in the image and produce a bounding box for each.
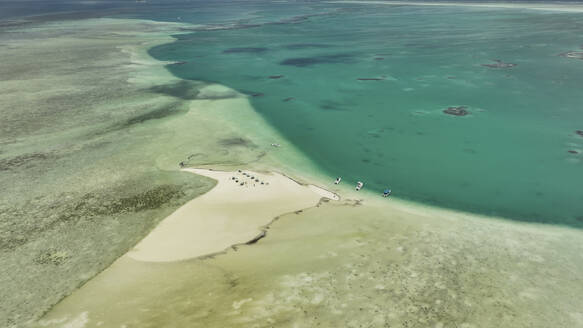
[283,97,295,102]
[269,75,284,79]
[481,59,517,68]
[443,106,469,116]
[246,231,266,245]
[568,150,579,154]
[179,161,185,168]
[576,130,583,137]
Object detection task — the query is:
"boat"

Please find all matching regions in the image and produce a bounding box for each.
[383,188,392,197]
[334,177,342,185]
[355,181,364,191]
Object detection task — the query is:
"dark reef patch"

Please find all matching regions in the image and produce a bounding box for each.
[443,106,469,116]
[241,90,264,97]
[0,182,192,251]
[280,54,355,67]
[223,47,268,54]
[66,184,186,219]
[0,152,56,171]
[283,43,334,49]
[149,80,202,100]
[319,100,348,111]
[33,248,70,266]
[218,137,255,148]
[179,11,337,33]
[124,102,186,127]
[481,59,517,68]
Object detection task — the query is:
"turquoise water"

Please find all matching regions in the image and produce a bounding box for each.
[147,2,583,226]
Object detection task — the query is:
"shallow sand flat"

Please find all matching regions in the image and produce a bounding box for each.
[329,0,583,13]
[129,168,339,262]
[36,191,583,328]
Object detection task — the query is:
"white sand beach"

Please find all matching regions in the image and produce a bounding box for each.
[129,168,339,262]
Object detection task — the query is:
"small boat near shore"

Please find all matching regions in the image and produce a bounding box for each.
[383,188,392,197]
[334,177,342,185]
[355,181,364,191]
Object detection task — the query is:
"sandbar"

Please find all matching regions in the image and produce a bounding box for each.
[128,168,339,262]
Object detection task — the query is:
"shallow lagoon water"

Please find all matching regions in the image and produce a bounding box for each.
[148,2,583,226]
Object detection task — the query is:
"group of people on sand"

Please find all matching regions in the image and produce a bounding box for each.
[232,170,269,188]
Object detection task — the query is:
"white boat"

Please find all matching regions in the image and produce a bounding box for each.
[355,181,364,191]
[334,177,342,185]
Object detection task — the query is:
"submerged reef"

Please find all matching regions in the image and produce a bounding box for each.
[443,106,469,116]
[357,77,384,81]
[283,43,334,49]
[223,47,268,54]
[280,54,355,67]
[481,59,517,68]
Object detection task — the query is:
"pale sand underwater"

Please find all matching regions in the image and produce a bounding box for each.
[1,16,582,328]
